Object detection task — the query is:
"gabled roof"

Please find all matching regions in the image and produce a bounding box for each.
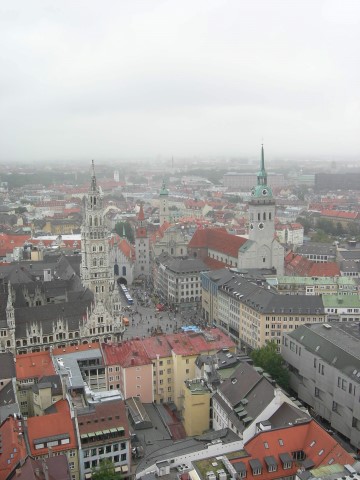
[230,419,354,480]
[102,340,152,368]
[287,323,360,379]
[27,399,77,456]
[0,415,27,479]
[188,228,247,257]
[13,455,71,480]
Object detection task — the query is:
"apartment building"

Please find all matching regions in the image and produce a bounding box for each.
[216,274,325,351]
[78,399,131,479]
[26,399,80,480]
[154,252,208,311]
[282,322,360,448]
[102,340,153,402]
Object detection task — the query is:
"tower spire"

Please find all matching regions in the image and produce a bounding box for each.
[257,144,267,186]
[91,160,97,192]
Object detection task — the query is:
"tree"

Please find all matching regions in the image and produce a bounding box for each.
[115,221,134,244]
[250,341,290,390]
[91,459,121,480]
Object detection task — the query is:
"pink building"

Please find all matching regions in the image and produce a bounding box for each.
[102,340,153,403]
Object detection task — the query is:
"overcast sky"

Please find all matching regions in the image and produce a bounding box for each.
[1,0,359,162]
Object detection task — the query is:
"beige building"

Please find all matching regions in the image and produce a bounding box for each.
[202,270,326,352]
[183,379,211,436]
[142,329,235,411]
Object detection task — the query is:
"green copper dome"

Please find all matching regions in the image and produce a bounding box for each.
[160,179,169,196]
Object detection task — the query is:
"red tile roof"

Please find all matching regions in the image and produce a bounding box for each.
[78,399,129,438]
[0,416,27,479]
[0,233,31,257]
[27,399,77,456]
[52,342,100,356]
[231,419,354,480]
[16,351,55,380]
[166,328,235,356]
[285,252,340,277]
[142,335,173,359]
[203,256,228,270]
[189,227,247,258]
[321,209,358,220]
[102,340,152,367]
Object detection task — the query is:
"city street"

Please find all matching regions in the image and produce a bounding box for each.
[120,286,196,341]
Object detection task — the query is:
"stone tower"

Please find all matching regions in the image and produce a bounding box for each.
[248,145,276,246]
[238,146,284,274]
[135,203,150,278]
[159,179,170,226]
[81,160,113,305]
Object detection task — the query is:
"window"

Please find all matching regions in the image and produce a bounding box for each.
[332,401,338,412]
[315,387,320,397]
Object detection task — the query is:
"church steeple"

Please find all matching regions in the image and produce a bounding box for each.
[6,282,15,330]
[257,144,267,186]
[159,178,170,226]
[90,160,97,192]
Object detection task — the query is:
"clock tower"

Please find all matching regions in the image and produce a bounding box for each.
[248,144,276,245]
[238,145,284,274]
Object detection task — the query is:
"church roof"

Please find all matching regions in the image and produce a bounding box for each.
[188,227,247,257]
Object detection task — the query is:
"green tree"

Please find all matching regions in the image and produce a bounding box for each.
[91,459,121,480]
[115,221,134,244]
[250,341,290,390]
[296,217,312,235]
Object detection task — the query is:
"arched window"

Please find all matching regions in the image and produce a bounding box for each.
[263,212,266,220]
[122,266,127,276]
[94,217,98,226]
[114,264,119,276]
[93,258,97,266]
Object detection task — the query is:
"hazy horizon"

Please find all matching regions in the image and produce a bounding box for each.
[1,0,360,162]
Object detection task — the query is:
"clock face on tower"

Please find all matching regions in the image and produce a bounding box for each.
[262,188,268,196]
[258,222,264,230]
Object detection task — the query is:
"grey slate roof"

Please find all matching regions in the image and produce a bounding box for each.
[287,322,360,381]
[32,375,63,396]
[213,362,277,434]
[0,255,94,335]
[220,276,324,314]
[157,253,209,274]
[296,243,337,256]
[0,352,16,378]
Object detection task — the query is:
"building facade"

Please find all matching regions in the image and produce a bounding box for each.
[282,322,360,449]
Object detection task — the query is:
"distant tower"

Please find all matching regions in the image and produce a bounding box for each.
[6,282,15,331]
[114,170,120,182]
[240,145,284,274]
[248,145,276,245]
[5,282,15,352]
[135,203,150,278]
[81,161,113,304]
[80,161,124,342]
[159,179,169,226]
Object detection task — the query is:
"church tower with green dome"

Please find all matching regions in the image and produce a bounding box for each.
[159,178,170,226]
[238,146,284,274]
[248,144,276,244]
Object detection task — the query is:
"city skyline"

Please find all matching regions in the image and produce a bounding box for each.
[1,0,360,162]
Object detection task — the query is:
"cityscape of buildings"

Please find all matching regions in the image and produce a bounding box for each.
[0,147,360,480]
